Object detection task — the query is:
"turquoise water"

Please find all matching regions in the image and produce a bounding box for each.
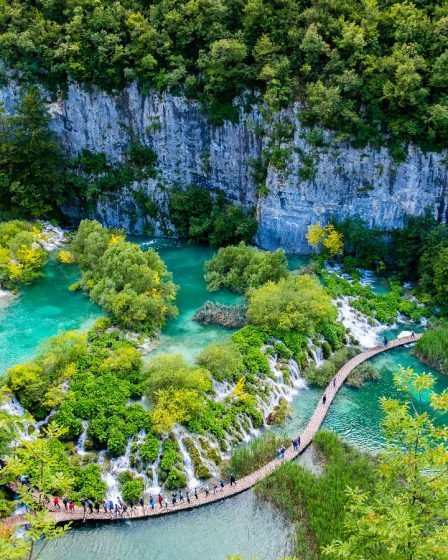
[1,239,446,560]
[0,255,102,376]
[41,491,293,560]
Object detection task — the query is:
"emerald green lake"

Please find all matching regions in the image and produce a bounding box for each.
[1,239,446,560]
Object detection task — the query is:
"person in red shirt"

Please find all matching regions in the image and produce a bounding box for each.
[53,496,61,511]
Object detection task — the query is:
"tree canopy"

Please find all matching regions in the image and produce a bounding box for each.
[247,274,337,334]
[70,220,178,332]
[204,242,289,294]
[1,0,448,148]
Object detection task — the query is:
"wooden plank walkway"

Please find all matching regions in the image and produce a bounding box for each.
[6,334,421,526]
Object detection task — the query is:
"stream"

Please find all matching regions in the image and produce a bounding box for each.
[1,239,447,560]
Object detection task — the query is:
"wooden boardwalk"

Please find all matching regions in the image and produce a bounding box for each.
[7,334,420,526]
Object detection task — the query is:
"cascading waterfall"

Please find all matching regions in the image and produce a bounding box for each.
[104,439,133,500]
[172,425,200,489]
[75,420,89,456]
[148,441,164,494]
[336,296,389,348]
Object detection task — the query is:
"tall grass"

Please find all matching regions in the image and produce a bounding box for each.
[415,326,448,373]
[221,432,289,478]
[255,431,375,560]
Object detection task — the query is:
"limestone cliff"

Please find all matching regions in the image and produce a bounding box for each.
[1,81,446,252]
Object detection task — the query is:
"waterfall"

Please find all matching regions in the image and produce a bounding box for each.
[148,441,163,494]
[308,340,324,367]
[34,409,57,431]
[104,439,133,500]
[212,379,233,401]
[172,425,200,489]
[288,359,307,390]
[75,420,89,456]
[337,296,388,348]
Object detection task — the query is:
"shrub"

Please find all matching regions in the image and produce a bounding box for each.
[139,435,160,463]
[204,242,289,294]
[168,186,257,246]
[222,432,289,478]
[197,340,245,382]
[119,472,144,502]
[247,275,337,335]
[74,464,107,501]
[414,326,448,373]
[321,341,332,359]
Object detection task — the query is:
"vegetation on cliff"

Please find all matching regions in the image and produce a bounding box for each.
[168,186,257,246]
[2,0,448,151]
[69,220,178,333]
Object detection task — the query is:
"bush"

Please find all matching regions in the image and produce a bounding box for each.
[197,340,245,382]
[414,326,448,373]
[222,432,289,478]
[255,431,375,557]
[321,341,332,359]
[74,464,107,501]
[247,275,337,335]
[347,362,380,388]
[139,435,160,463]
[119,472,144,503]
[204,242,289,294]
[168,186,257,246]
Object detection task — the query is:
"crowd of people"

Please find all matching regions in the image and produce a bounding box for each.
[50,474,238,519]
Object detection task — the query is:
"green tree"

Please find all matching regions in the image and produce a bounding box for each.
[323,367,448,560]
[0,424,73,560]
[247,274,337,334]
[0,87,63,217]
[197,340,245,382]
[204,242,289,294]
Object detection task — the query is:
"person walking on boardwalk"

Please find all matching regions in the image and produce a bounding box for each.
[276,447,281,459]
[230,474,236,486]
[94,500,100,514]
[87,499,93,514]
[149,496,155,511]
[280,445,285,459]
[80,497,86,514]
[179,490,184,503]
[158,494,163,509]
[103,501,108,513]
[62,496,68,511]
[194,487,199,500]
[220,480,225,492]
[205,485,210,497]
[69,500,75,513]
[53,496,61,511]
[383,336,388,348]
[213,482,218,494]
[333,377,336,388]
[186,489,191,503]
[109,500,114,513]
[292,439,298,452]
[171,491,177,506]
[164,495,169,508]
[322,394,327,405]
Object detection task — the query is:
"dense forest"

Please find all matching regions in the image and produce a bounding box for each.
[1,0,448,151]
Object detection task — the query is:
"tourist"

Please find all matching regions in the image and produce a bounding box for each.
[122,503,128,517]
[411,331,415,338]
[164,495,169,508]
[220,480,225,492]
[292,439,298,452]
[230,474,236,486]
[179,490,184,503]
[171,491,177,506]
[333,377,336,388]
[149,496,155,510]
[297,436,301,449]
[194,487,199,500]
[103,501,108,513]
[322,394,327,405]
[94,500,100,514]
[383,336,388,348]
[114,503,120,517]
[80,497,86,514]
[205,485,210,497]
[158,494,163,508]
[212,482,218,494]
[276,447,281,459]
[280,446,285,459]
[62,496,68,511]
[69,501,75,513]
[87,499,93,514]
[53,496,61,511]
[109,500,114,513]
[186,489,191,503]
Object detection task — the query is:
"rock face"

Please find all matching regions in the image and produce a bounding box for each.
[1,81,447,252]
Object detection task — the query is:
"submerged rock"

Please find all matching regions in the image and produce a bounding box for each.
[193,301,247,329]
